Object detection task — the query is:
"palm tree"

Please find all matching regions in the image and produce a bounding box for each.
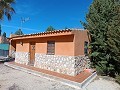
[0,0,15,20]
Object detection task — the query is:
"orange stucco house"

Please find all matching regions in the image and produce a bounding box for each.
[9,29,90,76]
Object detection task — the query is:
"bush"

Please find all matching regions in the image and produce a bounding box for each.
[96,65,108,76]
[115,75,120,84]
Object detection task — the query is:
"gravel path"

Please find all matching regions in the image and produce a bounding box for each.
[0,63,120,90]
[85,78,120,90]
[0,63,75,90]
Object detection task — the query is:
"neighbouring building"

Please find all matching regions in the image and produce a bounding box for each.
[0,25,9,57]
[0,44,9,57]
[9,29,91,76]
[0,36,9,44]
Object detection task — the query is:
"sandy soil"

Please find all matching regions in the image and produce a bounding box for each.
[85,78,120,90]
[0,63,120,90]
[0,63,75,90]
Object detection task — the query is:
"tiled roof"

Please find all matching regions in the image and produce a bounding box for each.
[10,28,85,38]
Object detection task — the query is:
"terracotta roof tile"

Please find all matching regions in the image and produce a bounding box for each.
[10,29,86,38]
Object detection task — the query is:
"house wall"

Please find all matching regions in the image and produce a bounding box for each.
[72,30,90,75]
[15,40,30,65]
[72,30,89,56]
[16,41,29,52]
[9,40,16,58]
[35,54,75,76]
[35,35,74,56]
[15,35,74,65]
[14,31,90,76]
[9,34,21,58]
[34,54,90,76]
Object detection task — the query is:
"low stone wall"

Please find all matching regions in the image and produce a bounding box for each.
[34,53,90,76]
[74,56,90,75]
[34,53,75,76]
[15,52,90,76]
[15,52,29,65]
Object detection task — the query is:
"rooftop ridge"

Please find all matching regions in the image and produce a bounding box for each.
[10,28,86,38]
[26,28,85,35]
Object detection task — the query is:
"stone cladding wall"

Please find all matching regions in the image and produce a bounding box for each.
[34,53,90,76]
[74,56,90,75]
[15,52,29,65]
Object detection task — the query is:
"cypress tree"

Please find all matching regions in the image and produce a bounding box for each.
[46,26,55,32]
[2,32,6,37]
[82,0,120,76]
[14,29,24,35]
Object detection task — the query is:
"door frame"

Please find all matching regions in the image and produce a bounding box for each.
[29,42,35,65]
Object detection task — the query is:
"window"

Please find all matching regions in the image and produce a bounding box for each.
[47,41,55,55]
[84,41,88,55]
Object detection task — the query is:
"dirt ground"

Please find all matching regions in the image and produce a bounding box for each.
[0,63,75,90]
[0,63,120,90]
[85,78,120,90]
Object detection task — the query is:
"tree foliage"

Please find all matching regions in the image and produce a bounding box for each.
[0,0,15,20]
[82,0,120,77]
[46,26,55,31]
[14,29,24,35]
[2,32,6,37]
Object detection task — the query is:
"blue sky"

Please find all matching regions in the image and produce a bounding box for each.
[1,0,93,37]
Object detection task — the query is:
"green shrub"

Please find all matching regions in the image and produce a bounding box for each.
[115,75,120,84]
